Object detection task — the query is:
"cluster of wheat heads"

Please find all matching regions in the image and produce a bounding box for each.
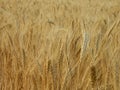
[0,0,120,90]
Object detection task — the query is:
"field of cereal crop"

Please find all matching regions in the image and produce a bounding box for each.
[0,0,120,90]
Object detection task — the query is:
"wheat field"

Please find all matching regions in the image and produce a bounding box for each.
[0,0,120,90]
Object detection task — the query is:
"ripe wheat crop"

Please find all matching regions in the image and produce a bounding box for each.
[0,0,120,90]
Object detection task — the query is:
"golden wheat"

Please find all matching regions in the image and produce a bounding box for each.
[0,0,120,90]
